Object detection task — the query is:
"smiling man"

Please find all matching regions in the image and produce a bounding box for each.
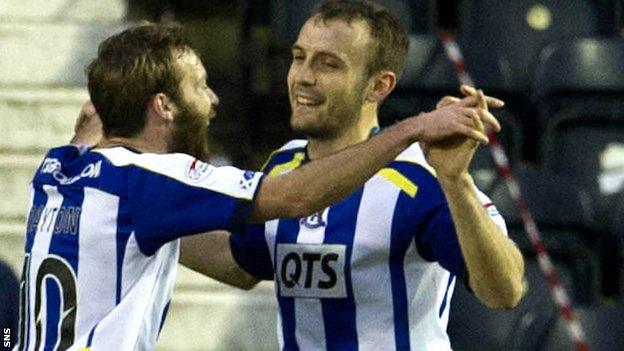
[181,1,525,350]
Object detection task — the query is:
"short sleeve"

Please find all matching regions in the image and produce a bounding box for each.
[229,224,275,280]
[415,180,508,281]
[110,151,264,255]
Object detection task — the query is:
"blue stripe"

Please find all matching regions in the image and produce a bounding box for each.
[390,193,418,351]
[439,274,456,318]
[275,218,300,351]
[115,198,132,304]
[321,190,363,351]
[44,278,62,350]
[25,184,49,253]
[158,301,171,335]
[86,323,97,347]
[48,186,84,272]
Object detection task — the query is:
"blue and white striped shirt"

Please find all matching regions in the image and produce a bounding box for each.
[231,140,507,351]
[16,145,263,351]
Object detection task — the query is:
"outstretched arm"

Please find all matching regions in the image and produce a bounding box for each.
[179,231,259,290]
[251,94,502,222]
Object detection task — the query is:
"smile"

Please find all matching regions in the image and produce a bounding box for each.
[296,95,323,106]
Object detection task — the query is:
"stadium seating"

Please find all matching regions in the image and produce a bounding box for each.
[533,37,624,298]
[488,168,600,303]
[458,0,600,93]
[534,38,624,219]
[538,304,624,351]
[448,260,565,351]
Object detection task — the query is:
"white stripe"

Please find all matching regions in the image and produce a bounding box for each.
[134,240,179,350]
[276,293,284,351]
[95,147,262,200]
[294,209,328,350]
[553,286,568,306]
[88,233,157,350]
[351,177,400,351]
[264,220,279,266]
[265,220,283,349]
[406,263,454,351]
[75,187,119,341]
[28,185,63,351]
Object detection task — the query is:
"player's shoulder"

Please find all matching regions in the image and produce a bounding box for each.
[33,144,101,184]
[261,139,308,174]
[94,147,213,184]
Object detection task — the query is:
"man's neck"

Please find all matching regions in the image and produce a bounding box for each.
[97,132,169,154]
[307,112,379,160]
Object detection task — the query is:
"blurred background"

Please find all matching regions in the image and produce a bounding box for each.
[1,0,623,350]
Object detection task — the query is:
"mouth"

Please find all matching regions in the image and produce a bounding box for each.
[294,94,323,107]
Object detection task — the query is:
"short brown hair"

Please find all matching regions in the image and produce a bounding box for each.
[311,0,410,78]
[86,22,191,137]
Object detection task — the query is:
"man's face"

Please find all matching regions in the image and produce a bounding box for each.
[287,16,373,139]
[169,51,219,160]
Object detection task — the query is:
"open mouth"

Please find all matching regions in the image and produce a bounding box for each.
[295,95,323,107]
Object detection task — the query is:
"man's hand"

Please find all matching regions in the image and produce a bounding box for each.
[70,101,103,146]
[424,88,491,180]
[410,88,501,144]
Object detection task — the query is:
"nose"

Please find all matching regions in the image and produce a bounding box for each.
[292,60,316,86]
[207,88,219,106]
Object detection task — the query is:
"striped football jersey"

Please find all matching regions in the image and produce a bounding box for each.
[230,140,507,351]
[15,145,263,351]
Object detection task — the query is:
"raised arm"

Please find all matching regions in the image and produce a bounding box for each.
[426,88,525,309]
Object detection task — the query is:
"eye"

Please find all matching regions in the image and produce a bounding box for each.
[321,58,339,69]
[292,53,304,61]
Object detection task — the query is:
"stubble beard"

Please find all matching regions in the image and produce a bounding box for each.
[291,89,365,141]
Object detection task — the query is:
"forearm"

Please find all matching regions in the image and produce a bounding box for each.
[251,120,416,221]
[179,231,259,290]
[439,173,525,309]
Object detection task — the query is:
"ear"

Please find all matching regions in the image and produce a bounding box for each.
[147,93,177,123]
[365,71,396,103]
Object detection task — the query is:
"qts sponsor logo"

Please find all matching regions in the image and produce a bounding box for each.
[276,244,347,298]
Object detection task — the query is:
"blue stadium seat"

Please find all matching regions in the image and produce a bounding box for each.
[533,38,624,102]
[459,0,600,93]
[448,260,568,351]
[488,168,600,303]
[534,38,624,298]
[534,38,624,227]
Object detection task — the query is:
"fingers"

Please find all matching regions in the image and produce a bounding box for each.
[436,96,461,109]
[460,106,501,133]
[459,85,505,108]
[477,89,488,111]
[476,108,502,132]
[460,84,477,96]
[81,100,97,117]
[457,123,489,144]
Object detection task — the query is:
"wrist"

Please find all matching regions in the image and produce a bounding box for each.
[402,113,426,143]
[437,172,473,188]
